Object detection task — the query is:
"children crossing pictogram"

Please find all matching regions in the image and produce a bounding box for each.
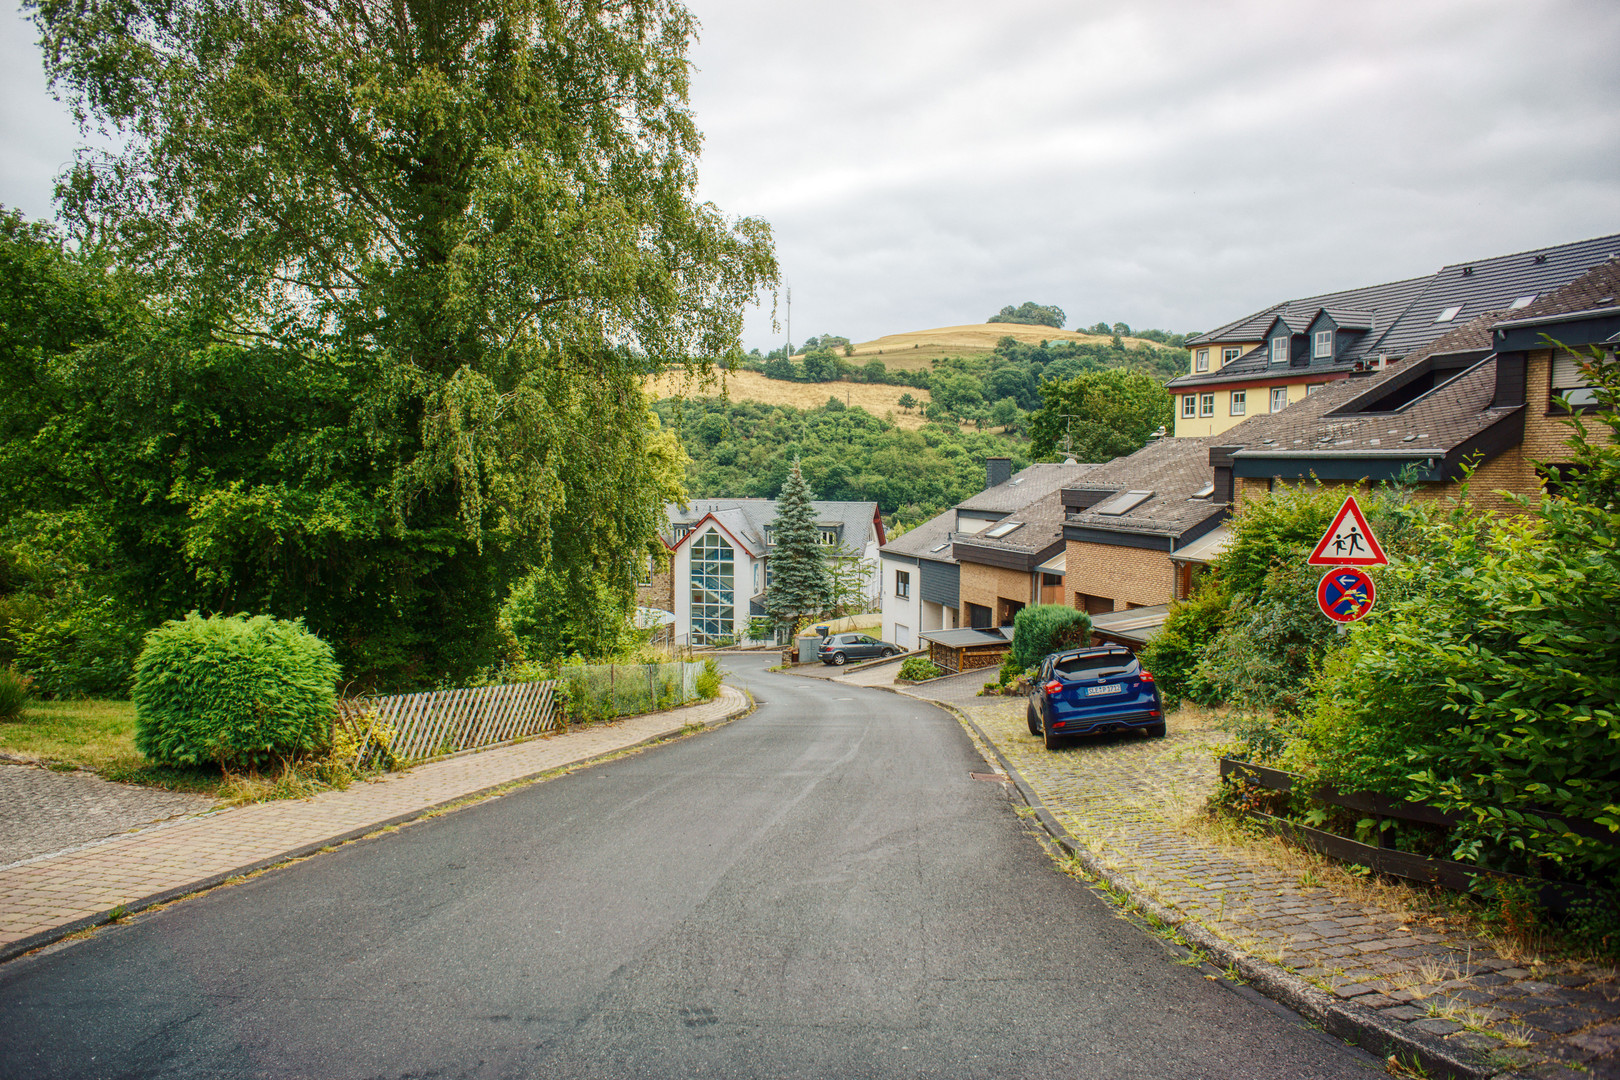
[1307,495,1388,566]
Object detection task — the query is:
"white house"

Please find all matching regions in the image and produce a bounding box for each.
[651,499,885,646]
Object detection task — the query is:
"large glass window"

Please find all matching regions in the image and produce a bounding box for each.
[690,530,735,644]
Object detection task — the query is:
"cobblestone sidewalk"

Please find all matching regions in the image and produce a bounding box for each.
[1,764,215,866]
[0,686,748,963]
[908,673,1618,1080]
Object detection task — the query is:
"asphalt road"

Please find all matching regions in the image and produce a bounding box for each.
[0,656,1377,1079]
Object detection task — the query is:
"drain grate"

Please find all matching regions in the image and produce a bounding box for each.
[969,772,1010,783]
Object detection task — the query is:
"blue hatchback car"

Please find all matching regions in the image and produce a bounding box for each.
[1026,645,1165,749]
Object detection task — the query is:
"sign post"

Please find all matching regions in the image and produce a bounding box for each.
[1308,496,1387,625]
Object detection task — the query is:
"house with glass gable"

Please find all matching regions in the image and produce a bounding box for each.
[637,499,886,646]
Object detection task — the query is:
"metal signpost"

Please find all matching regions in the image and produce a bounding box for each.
[1307,495,1387,627]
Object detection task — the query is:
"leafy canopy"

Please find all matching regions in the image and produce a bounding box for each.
[1028,369,1173,462]
[988,302,1065,329]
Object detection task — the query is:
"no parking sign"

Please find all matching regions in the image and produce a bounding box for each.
[1316,566,1376,623]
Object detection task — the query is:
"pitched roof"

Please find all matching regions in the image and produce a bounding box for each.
[1171,233,1620,390]
[662,498,882,553]
[955,461,1096,513]
[879,505,960,564]
[952,489,1069,557]
[1064,436,1229,538]
[1490,256,1620,326]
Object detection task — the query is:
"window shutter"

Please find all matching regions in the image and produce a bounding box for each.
[1552,352,1587,389]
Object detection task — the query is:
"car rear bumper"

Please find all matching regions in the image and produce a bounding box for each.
[1047,709,1161,735]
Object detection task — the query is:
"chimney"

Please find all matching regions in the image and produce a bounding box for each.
[985,457,1013,490]
[1209,446,1244,505]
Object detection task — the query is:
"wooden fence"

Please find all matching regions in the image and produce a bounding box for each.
[1219,757,1611,913]
[337,680,561,766]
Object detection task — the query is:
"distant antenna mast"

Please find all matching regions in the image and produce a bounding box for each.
[785,285,792,357]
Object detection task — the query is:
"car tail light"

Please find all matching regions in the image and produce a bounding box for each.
[1139,670,1155,683]
[1044,680,1062,696]
[1149,709,1161,717]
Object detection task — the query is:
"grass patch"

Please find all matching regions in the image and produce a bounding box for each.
[0,698,215,792]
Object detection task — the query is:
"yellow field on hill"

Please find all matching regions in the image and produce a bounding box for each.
[842,323,1179,370]
[645,369,934,429]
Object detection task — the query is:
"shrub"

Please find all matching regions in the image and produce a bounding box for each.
[695,658,722,700]
[1138,578,1228,705]
[133,613,340,772]
[1009,605,1092,671]
[0,665,32,720]
[898,656,944,681]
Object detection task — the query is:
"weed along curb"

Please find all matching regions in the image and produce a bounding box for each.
[899,690,1528,1080]
[0,687,752,967]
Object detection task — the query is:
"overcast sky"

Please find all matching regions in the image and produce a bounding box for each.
[5,0,1619,351]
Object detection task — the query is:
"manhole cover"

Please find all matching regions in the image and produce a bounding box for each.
[969,772,1010,783]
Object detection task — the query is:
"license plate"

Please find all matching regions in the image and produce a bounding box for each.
[1085,685,1124,697]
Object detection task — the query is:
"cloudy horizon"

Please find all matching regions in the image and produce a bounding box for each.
[5,0,1618,352]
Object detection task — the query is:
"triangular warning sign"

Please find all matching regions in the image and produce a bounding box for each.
[1307,495,1388,566]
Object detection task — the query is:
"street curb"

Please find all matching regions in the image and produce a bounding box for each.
[895,689,1525,1080]
[0,688,754,967]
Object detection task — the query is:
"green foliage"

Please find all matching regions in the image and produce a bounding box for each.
[132,613,340,772]
[695,658,722,700]
[1138,577,1229,704]
[0,666,31,720]
[555,659,705,724]
[899,656,945,681]
[1010,605,1093,671]
[501,566,639,665]
[988,302,1065,328]
[764,460,834,634]
[1028,369,1173,462]
[1285,346,1620,889]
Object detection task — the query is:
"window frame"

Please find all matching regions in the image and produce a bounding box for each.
[1313,329,1334,359]
[1195,348,1209,372]
[1199,392,1215,417]
[1222,346,1241,365]
[895,569,911,599]
[1181,394,1197,418]
[1270,336,1290,365]
[1230,390,1246,416]
[1270,387,1289,413]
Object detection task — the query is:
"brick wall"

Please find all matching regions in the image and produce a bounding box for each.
[958,561,1032,624]
[1065,539,1175,611]
[635,553,675,614]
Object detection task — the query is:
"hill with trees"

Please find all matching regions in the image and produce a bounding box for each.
[988,302,1066,328]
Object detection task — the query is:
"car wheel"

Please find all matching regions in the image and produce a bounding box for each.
[1144,722,1167,738]
[881,648,897,658]
[1026,702,1041,737]
[832,651,847,666]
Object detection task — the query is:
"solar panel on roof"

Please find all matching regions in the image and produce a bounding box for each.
[1094,490,1153,516]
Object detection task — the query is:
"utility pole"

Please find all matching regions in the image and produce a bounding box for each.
[785,285,792,358]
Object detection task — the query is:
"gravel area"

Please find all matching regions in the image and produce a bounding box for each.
[0,763,215,866]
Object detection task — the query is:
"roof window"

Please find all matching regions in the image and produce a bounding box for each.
[1509,295,1537,310]
[930,542,950,553]
[1094,490,1154,516]
[984,520,1023,539]
[1434,305,1463,323]
[1190,483,1215,500]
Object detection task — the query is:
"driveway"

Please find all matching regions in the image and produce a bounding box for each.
[0,655,1376,1079]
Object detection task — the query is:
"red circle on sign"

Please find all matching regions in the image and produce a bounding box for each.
[1317,566,1376,623]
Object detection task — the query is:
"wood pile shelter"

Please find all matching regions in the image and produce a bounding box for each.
[920,628,1011,675]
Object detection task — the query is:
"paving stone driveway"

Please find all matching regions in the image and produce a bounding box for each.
[901,670,1620,1080]
[0,764,214,866]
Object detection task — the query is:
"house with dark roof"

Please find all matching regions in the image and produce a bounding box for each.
[641,498,884,646]
[1170,233,1620,438]
[878,459,1096,648]
[1208,256,1620,516]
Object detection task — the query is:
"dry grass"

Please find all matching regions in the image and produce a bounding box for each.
[645,369,935,429]
[1,699,142,775]
[844,323,1181,371]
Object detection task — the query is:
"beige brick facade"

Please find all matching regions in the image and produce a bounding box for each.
[1064,540,1175,612]
[958,562,1034,625]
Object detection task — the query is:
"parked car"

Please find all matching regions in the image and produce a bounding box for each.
[818,632,900,666]
[1026,645,1164,749]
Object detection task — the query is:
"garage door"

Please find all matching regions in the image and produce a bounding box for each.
[894,623,912,650]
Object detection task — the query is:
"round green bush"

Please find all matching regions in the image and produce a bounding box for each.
[133,613,340,771]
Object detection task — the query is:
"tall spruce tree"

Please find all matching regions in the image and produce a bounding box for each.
[765,459,833,637]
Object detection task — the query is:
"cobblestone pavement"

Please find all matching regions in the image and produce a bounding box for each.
[0,686,748,961]
[0,765,215,866]
[910,682,1620,1080]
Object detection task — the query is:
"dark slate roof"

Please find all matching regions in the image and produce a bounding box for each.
[1171,233,1620,390]
[955,461,1097,513]
[662,499,880,553]
[1064,436,1229,538]
[1220,314,1511,459]
[880,506,959,565]
[1490,257,1620,326]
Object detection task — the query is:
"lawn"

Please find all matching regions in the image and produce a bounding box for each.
[0,699,220,794]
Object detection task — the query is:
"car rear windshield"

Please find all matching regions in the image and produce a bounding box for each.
[1053,652,1135,678]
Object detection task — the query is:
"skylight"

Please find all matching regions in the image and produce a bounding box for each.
[1434,305,1463,323]
[1509,295,1537,310]
[984,520,1023,539]
[1190,483,1215,499]
[930,542,950,553]
[1094,490,1154,516]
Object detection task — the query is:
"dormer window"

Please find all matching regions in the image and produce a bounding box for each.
[1313,329,1334,359]
[1222,347,1241,364]
[818,528,839,547]
[1270,337,1289,364]
[673,524,693,540]
[1195,348,1209,372]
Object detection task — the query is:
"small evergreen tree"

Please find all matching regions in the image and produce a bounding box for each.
[765,458,834,637]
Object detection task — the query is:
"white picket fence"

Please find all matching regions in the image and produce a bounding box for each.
[337,679,561,766]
